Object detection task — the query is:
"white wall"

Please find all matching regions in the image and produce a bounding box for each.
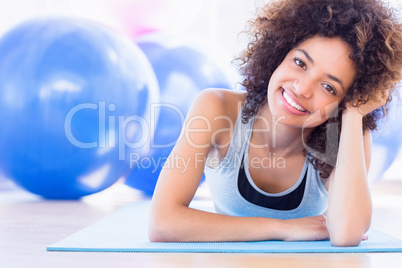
[0,0,266,54]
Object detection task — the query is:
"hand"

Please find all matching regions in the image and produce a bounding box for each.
[362,235,369,241]
[281,215,329,241]
[347,90,390,116]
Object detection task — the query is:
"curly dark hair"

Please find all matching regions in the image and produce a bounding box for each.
[235,0,402,179]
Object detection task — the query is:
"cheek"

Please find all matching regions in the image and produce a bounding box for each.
[302,97,341,128]
[314,100,341,121]
[267,73,277,92]
[310,90,342,113]
[268,62,288,86]
[267,67,286,98]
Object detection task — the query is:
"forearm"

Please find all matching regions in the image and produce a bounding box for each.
[326,109,372,246]
[149,205,283,242]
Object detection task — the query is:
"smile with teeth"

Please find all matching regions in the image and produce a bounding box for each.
[282,90,308,112]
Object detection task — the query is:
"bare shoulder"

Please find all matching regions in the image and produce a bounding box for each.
[190,88,246,123]
[184,88,246,152]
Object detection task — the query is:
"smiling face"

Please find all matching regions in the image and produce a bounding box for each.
[266,36,356,128]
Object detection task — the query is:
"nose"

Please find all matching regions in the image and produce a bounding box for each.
[293,78,313,99]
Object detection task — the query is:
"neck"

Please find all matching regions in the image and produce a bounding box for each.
[252,104,314,158]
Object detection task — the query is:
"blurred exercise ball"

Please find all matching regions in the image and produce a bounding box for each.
[368,86,402,184]
[125,33,233,196]
[0,18,159,199]
[69,0,204,37]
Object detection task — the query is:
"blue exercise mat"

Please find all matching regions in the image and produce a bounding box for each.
[47,201,402,253]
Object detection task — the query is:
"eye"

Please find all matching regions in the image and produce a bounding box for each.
[294,57,306,70]
[322,83,337,95]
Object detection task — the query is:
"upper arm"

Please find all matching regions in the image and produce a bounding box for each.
[151,89,230,209]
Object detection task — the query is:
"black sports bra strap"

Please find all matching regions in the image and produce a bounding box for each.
[237,155,307,210]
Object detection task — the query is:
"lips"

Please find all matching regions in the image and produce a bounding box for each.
[279,88,309,114]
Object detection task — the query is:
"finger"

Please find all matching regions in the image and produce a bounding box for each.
[362,235,369,241]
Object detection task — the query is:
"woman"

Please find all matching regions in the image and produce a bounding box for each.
[148,0,402,247]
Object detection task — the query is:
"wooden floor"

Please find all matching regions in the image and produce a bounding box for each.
[1,176,402,268]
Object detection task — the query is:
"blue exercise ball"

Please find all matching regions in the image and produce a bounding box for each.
[125,33,233,196]
[368,85,402,184]
[0,18,159,199]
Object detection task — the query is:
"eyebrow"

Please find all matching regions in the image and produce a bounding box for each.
[295,48,346,92]
[326,74,345,91]
[295,49,314,64]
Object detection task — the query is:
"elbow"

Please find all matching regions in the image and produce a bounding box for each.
[329,222,371,247]
[148,218,164,242]
[148,214,173,242]
[328,209,372,247]
[148,206,182,242]
[148,224,168,243]
[330,232,364,247]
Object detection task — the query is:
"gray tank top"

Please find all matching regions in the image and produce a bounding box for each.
[204,108,328,220]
